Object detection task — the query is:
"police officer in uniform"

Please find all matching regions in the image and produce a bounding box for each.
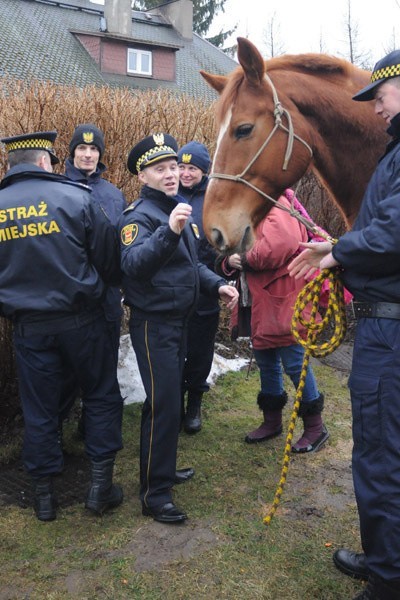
[288,50,400,600]
[119,133,238,523]
[178,142,219,434]
[0,131,124,521]
[66,123,127,356]
[59,124,127,430]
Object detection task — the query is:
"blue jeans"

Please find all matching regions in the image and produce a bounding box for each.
[253,344,319,402]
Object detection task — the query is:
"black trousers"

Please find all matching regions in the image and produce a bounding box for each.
[130,317,187,508]
[182,311,219,395]
[350,317,400,580]
[58,317,122,422]
[13,315,123,477]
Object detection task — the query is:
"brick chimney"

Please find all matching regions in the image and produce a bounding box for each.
[158,0,193,41]
[103,0,132,37]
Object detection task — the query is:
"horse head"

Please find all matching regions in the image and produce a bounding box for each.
[201,37,386,254]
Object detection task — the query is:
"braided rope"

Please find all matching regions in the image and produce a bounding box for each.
[263,267,347,525]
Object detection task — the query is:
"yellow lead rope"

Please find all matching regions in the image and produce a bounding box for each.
[263,268,347,525]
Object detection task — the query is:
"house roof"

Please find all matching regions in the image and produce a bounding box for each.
[0,0,238,100]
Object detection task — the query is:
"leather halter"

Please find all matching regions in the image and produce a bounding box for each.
[208,73,323,235]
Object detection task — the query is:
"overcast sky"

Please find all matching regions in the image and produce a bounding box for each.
[210,0,400,66]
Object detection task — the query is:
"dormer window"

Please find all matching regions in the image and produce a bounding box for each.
[127,48,152,76]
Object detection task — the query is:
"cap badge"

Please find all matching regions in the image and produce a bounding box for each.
[153,133,165,146]
[83,132,94,144]
[182,153,192,164]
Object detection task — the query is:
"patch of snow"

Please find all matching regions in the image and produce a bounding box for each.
[118,334,249,405]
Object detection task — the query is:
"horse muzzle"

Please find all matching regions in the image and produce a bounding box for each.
[208,224,254,255]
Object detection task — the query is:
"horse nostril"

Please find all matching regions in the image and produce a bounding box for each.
[210,228,226,252]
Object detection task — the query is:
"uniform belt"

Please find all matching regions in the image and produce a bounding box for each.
[14,308,103,336]
[352,301,400,320]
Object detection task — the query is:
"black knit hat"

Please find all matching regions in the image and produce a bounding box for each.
[353,50,400,101]
[1,130,59,164]
[127,133,178,175]
[177,141,211,174]
[69,124,105,158]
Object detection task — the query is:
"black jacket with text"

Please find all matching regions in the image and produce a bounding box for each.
[0,164,120,320]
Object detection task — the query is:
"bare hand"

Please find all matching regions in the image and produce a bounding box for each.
[218,284,239,310]
[169,203,192,234]
[288,241,336,280]
[228,253,242,270]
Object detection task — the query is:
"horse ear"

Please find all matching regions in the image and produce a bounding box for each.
[200,70,228,94]
[237,37,265,85]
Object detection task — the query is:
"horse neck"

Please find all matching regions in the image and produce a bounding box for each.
[304,105,386,225]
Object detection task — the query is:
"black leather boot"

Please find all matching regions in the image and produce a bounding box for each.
[333,548,369,580]
[32,476,57,522]
[85,457,123,515]
[353,574,400,600]
[184,391,203,434]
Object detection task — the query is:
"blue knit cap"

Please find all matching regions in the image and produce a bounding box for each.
[177,141,211,174]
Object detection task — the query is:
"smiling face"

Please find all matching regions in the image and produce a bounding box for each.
[138,158,179,196]
[179,163,203,188]
[73,144,100,175]
[374,78,400,124]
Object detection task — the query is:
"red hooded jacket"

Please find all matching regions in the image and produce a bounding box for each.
[218,196,310,349]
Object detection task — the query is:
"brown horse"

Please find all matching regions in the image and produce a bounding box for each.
[201,37,388,254]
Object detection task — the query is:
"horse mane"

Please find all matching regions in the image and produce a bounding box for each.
[215,53,371,124]
[215,69,243,123]
[266,53,368,80]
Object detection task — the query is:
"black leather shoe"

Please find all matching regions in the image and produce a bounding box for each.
[142,502,188,524]
[174,467,195,484]
[333,548,369,581]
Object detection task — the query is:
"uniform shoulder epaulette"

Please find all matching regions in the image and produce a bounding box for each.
[61,178,92,192]
[123,198,143,213]
[41,172,92,192]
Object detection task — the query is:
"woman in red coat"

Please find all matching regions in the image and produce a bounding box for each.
[217,191,329,453]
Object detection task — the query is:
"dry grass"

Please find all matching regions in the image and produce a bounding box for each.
[0,78,217,199]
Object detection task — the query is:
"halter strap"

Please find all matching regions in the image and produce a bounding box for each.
[209,73,321,237]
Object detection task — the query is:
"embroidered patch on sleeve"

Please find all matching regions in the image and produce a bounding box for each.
[121,223,138,246]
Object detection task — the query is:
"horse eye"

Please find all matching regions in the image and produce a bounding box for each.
[235,124,254,139]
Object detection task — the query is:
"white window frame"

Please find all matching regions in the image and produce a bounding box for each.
[127,48,152,76]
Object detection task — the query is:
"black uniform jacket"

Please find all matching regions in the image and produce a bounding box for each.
[0,164,120,319]
[65,159,126,321]
[178,175,220,316]
[119,185,226,321]
[333,113,400,302]
[65,159,126,226]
